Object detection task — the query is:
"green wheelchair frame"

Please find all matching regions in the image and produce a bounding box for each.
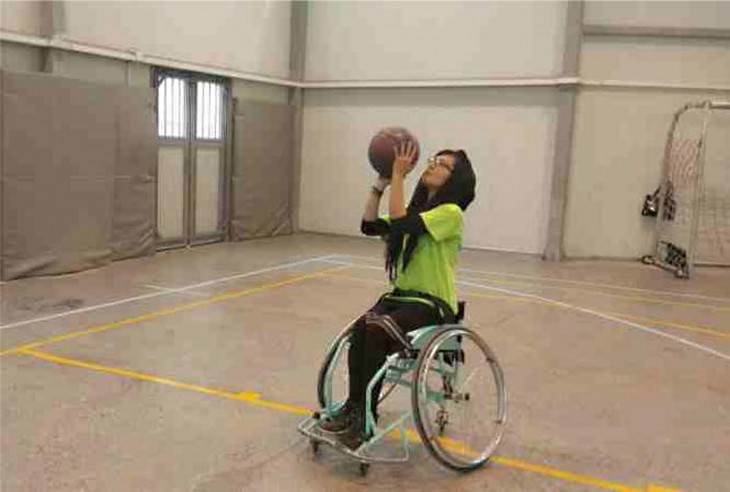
[298,319,507,476]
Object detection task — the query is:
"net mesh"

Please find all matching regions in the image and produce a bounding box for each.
[653,103,730,273]
[696,109,730,265]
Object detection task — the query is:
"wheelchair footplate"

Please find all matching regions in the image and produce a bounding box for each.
[298,407,413,476]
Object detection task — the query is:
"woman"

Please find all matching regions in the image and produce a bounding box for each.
[320,142,477,449]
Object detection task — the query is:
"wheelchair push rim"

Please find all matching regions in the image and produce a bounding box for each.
[316,322,355,411]
[412,326,507,471]
[317,319,400,415]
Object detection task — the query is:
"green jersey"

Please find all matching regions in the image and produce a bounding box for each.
[384,203,464,313]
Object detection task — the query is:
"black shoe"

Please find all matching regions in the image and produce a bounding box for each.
[339,432,365,451]
[337,410,371,450]
[319,403,355,434]
[339,426,373,451]
[339,430,366,450]
[319,412,351,434]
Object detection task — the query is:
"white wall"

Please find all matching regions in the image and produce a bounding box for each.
[305,1,567,81]
[299,88,557,254]
[299,1,569,255]
[5,0,725,260]
[582,36,730,87]
[232,79,290,105]
[563,2,730,260]
[584,1,730,30]
[62,1,292,79]
[0,0,43,36]
[565,88,730,259]
[0,41,44,72]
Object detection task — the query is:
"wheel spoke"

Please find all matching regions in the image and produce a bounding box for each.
[412,327,507,471]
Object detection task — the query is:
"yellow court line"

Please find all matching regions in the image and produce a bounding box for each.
[0,266,349,357]
[459,273,730,313]
[321,272,729,340]
[17,348,678,492]
[17,349,310,416]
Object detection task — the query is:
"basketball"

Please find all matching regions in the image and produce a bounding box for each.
[367,127,420,178]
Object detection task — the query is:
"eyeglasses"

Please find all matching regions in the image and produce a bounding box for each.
[427,156,454,172]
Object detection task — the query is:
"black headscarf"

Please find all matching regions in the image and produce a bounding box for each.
[386,149,477,281]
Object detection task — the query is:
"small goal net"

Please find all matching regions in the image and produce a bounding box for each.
[642,100,730,278]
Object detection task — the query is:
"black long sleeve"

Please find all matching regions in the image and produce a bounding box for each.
[390,214,426,235]
[361,219,391,236]
[361,213,426,237]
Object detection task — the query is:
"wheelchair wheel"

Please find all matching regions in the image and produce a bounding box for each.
[412,326,506,472]
[317,322,355,410]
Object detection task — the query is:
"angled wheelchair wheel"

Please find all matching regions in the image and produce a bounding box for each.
[317,322,356,410]
[412,326,506,472]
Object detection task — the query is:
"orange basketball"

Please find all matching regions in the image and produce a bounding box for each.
[368,127,420,178]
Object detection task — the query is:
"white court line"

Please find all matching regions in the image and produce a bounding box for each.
[321,260,379,271]
[318,259,730,361]
[459,279,730,362]
[331,254,730,303]
[0,254,338,331]
[142,285,208,299]
[0,291,171,331]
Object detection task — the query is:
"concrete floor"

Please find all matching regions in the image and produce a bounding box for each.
[1,233,728,491]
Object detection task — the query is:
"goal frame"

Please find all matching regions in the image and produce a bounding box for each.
[642,100,730,279]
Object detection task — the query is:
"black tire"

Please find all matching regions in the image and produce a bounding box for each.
[412,326,507,472]
[359,463,370,477]
[317,322,356,409]
[641,255,655,265]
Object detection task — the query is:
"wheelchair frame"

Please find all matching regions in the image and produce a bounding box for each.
[298,322,507,476]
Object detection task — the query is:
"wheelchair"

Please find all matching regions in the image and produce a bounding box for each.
[298,303,507,476]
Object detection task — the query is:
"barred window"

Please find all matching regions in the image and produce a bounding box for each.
[157,76,187,139]
[195,81,225,140]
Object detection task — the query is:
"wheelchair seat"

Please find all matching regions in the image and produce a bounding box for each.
[405,301,466,349]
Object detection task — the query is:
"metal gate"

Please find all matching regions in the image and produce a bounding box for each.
[155,69,229,249]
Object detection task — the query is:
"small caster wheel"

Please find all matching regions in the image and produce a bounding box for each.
[312,411,321,420]
[641,255,655,265]
[464,393,470,401]
[310,439,320,455]
[359,462,370,477]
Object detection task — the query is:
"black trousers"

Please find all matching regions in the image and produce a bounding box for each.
[346,297,440,418]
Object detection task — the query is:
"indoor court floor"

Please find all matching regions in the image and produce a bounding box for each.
[1,233,728,492]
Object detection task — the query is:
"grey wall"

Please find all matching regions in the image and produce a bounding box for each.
[1,70,157,280]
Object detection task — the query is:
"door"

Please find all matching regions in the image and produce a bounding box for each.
[155,70,229,249]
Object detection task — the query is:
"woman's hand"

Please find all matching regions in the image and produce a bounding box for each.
[392,141,418,179]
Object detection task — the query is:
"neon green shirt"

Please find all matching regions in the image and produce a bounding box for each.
[384,204,464,313]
